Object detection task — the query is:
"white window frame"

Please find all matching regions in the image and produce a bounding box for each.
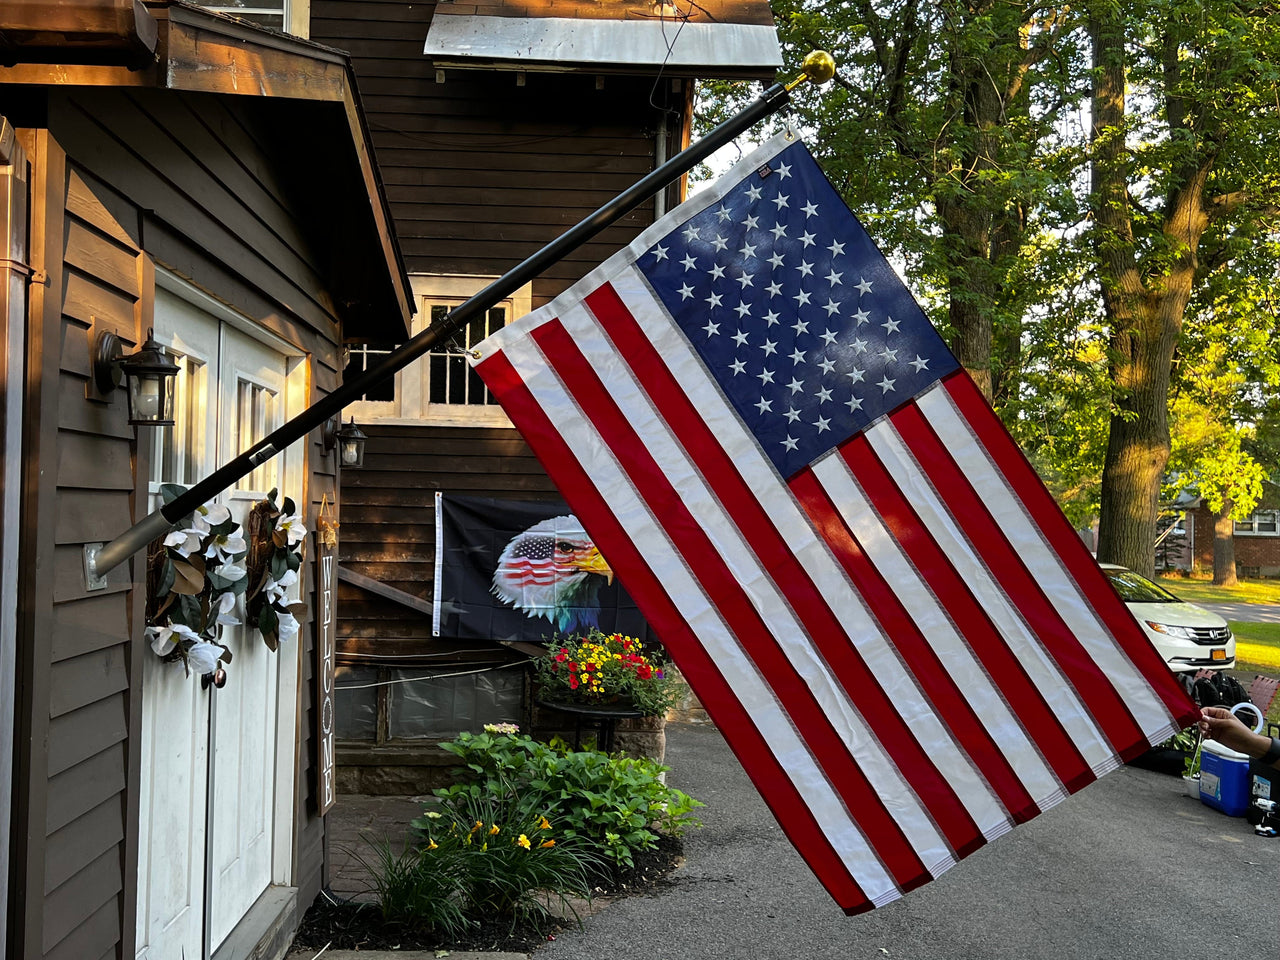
[194,0,310,38]
[1234,509,1279,536]
[344,274,532,427]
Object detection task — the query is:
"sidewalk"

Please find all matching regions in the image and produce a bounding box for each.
[323,794,427,902]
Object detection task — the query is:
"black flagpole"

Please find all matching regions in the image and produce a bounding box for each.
[85,52,837,584]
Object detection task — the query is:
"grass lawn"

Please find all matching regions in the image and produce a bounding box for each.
[1155,575,1280,605]
[1227,622,1280,725]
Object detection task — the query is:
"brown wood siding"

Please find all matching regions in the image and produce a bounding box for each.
[10,86,354,957]
[311,0,684,308]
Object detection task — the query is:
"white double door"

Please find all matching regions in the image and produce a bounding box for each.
[136,289,298,960]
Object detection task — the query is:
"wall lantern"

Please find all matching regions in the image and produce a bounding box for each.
[324,416,367,469]
[93,328,180,426]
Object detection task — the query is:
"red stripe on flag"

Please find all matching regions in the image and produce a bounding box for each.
[840,434,1095,793]
[791,469,1039,824]
[528,316,936,888]
[583,283,984,861]
[942,375,1198,732]
[474,347,873,912]
[889,403,1148,755]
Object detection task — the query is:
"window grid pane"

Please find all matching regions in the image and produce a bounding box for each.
[153,355,205,487]
[424,303,509,407]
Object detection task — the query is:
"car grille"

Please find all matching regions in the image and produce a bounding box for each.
[1189,625,1232,646]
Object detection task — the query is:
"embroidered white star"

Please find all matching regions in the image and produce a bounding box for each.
[776,161,792,180]
[710,264,726,280]
[744,213,759,230]
[847,367,866,384]
[706,292,723,308]
[826,269,843,286]
[716,205,732,222]
[817,358,836,376]
[823,299,841,317]
[814,414,831,433]
[845,395,864,412]
[794,289,811,306]
[800,231,816,248]
[755,397,773,414]
[730,358,747,375]
[882,316,901,334]
[828,240,845,257]
[770,223,788,241]
[877,375,896,393]
[909,355,930,373]
[782,436,799,451]
[761,339,778,356]
[773,194,790,210]
[850,336,868,352]
[763,310,780,326]
[788,347,807,364]
[737,271,755,288]
[739,241,758,258]
[787,377,805,394]
[815,385,833,402]
[802,201,819,217]
[757,368,775,384]
[652,244,669,261]
[856,277,873,295]
[732,330,750,347]
[677,283,694,300]
[784,406,802,423]
[853,308,870,325]
[682,224,701,242]
[792,318,810,335]
[746,184,763,201]
[820,328,839,346]
[880,347,898,362]
[767,281,783,297]
[798,260,814,277]
[681,254,698,271]
[702,320,720,337]
[734,302,752,318]
[711,235,729,252]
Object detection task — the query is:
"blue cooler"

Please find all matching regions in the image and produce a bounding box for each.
[1199,740,1251,816]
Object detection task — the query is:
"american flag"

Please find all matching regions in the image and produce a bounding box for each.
[471,134,1197,913]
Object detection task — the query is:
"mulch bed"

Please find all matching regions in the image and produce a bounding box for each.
[289,834,684,955]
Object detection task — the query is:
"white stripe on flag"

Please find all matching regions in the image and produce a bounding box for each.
[862,418,1120,775]
[555,296,957,874]
[498,320,903,905]
[914,387,1175,737]
[808,453,1065,808]
[606,269,1015,843]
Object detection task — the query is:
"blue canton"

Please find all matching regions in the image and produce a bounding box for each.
[637,143,960,480]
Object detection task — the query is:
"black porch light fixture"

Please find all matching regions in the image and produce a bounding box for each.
[93,327,180,426]
[325,416,367,468]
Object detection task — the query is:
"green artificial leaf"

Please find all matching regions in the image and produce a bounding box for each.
[270,551,287,581]
[282,496,296,517]
[159,483,189,506]
[258,603,278,635]
[285,550,301,572]
[158,559,176,598]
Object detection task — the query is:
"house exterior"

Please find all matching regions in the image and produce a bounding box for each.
[1182,494,1280,578]
[309,0,780,789]
[0,3,411,959]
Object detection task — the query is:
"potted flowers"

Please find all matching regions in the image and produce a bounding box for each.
[535,631,677,718]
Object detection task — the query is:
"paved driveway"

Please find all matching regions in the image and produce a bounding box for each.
[1200,602,1280,625]
[538,723,1278,960]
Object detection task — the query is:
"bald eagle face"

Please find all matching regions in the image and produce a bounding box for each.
[492,515,613,634]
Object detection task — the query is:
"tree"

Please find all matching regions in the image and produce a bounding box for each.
[1087,0,1280,576]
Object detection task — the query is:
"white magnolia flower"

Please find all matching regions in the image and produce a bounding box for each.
[147,621,200,657]
[214,591,241,627]
[201,502,231,526]
[276,609,300,643]
[205,529,247,563]
[218,563,247,583]
[163,527,203,558]
[264,568,298,604]
[187,641,223,676]
[277,510,307,547]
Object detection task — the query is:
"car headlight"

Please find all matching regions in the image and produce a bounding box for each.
[1144,621,1197,640]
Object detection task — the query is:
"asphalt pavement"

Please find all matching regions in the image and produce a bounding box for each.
[537,722,1279,960]
[1201,602,1280,625]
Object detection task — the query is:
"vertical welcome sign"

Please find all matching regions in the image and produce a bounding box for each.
[315,532,337,816]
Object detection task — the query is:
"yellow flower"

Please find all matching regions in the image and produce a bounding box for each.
[470,820,483,834]
[517,834,531,849]
[426,840,438,850]
[538,817,551,831]
[489,824,500,835]
[481,841,488,851]
[540,839,556,848]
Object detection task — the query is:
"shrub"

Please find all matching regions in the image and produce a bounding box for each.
[536,631,678,716]
[428,730,703,869]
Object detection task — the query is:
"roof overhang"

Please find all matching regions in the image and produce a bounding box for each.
[0,0,413,341]
[424,0,780,80]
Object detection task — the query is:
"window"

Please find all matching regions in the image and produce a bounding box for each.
[342,275,532,425]
[153,353,208,487]
[1235,510,1279,536]
[196,0,287,31]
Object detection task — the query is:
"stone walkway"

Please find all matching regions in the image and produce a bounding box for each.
[325,794,430,902]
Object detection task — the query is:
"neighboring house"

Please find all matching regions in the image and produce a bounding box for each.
[1180,492,1280,578]
[308,0,779,789]
[0,4,410,960]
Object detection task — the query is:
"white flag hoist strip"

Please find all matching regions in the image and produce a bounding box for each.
[469,132,1199,914]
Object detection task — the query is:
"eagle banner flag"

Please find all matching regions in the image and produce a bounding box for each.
[467,132,1198,913]
[432,493,656,645]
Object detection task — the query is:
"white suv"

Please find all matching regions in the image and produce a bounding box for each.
[1099,564,1235,672]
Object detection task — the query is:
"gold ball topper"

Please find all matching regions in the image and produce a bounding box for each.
[802,50,836,85]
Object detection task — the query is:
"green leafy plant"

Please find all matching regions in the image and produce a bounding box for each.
[430,730,703,869]
[536,630,678,716]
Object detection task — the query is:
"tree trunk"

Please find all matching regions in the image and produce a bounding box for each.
[1212,506,1237,586]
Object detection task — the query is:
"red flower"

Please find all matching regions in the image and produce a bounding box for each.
[555,652,567,663]
[569,676,579,690]
[568,661,578,672]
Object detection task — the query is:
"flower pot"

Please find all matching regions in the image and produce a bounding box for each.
[1183,775,1202,799]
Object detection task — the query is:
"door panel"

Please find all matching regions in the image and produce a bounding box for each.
[208,324,288,951]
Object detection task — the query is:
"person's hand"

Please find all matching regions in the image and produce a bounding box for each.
[1199,706,1268,758]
